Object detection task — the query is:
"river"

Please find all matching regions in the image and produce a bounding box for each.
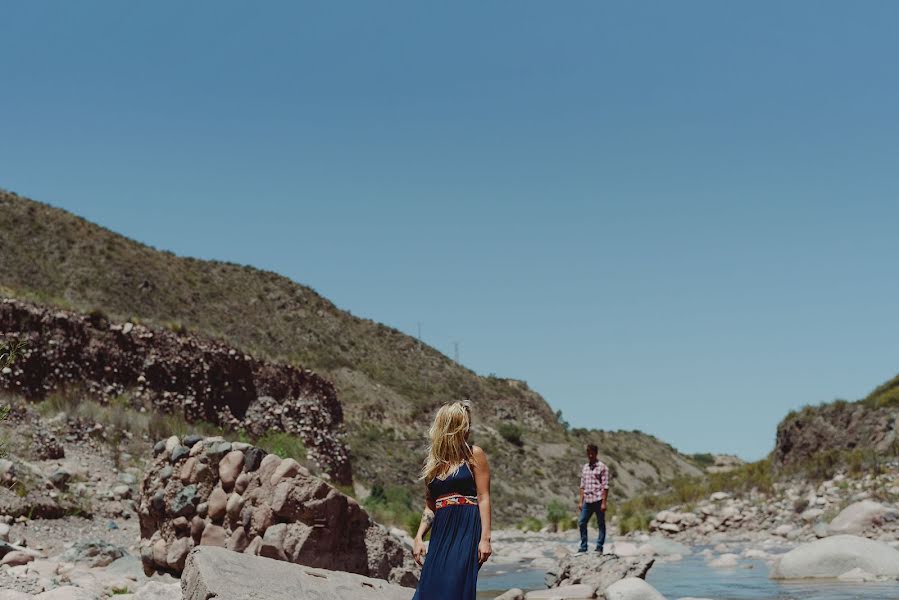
[475,531,899,600]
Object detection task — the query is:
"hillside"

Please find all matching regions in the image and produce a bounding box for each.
[0,189,702,523]
[774,379,899,475]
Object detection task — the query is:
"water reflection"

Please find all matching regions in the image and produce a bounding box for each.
[476,545,899,600]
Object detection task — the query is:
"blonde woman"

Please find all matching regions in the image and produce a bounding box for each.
[411,401,492,600]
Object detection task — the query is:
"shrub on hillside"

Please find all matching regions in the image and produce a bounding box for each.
[497,423,523,446]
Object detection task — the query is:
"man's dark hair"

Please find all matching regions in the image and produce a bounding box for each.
[586,443,598,453]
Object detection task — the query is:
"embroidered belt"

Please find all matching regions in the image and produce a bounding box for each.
[435,493,478,510]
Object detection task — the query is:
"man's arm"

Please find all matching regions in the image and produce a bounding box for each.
[600,464,609,511]
[577,465,585,509]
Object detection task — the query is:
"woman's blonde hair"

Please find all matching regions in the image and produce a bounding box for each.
[420,400,475,482]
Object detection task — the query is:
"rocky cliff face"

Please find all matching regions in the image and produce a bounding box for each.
[0,299,350,482]
[773,400,899,469]
[139,435,418,586]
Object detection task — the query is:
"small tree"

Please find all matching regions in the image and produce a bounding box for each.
[546,499,574,530]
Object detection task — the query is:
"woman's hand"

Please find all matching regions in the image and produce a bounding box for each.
[478,539,492,564]
[413,538,426,566]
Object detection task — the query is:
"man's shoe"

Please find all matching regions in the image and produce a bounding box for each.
[577,547,587,553]
[595,547,603,553]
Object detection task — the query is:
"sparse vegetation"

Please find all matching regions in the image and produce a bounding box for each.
[364,483,421,536]
[784,446,896,483]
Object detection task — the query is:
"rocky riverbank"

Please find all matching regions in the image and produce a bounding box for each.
[645,464,899,545]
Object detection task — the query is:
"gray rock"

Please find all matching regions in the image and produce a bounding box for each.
[205,442,232,461]
[494,589,524,600]
[134,581,183,600]
[49,468,72,489]
[171,446,190,463]
[114,484,133,498]
[261,523,288,561]
[158,466,173,481]
[167,537,192,571]
[153,441,166,457]
[604,578,666,600]
[118,472,139,485]
[151,490,166,513]
[106,554,151,583]
[770,534,899,579]
[828,501,899,535]
[34,586,97,600]
[526,584,595,599]
[243,448,266,472]
[61,539,128,567]
[200,524,226,547]
[166,436,181,453]
[183,435,203,448]
[171,485,199,517]
[546,553,654,595]
[181,546,413,600]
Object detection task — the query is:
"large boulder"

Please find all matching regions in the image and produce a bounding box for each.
[182,546,413,600]
[138,436,418,587]
[133,581,183,600]
[770,534,899,579]
[603,578,666,600]
[526,584,594,599]
[827,500,899,535]
[545,553,654,596]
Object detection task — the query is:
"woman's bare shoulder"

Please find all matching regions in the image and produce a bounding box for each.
[471,445,489,460]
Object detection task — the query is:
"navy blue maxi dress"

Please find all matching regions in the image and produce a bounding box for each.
[412,462,482,600]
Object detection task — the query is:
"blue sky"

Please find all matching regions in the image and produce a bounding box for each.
[3,2,899,459]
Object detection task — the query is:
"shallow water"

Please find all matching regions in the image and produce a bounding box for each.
[476,544,899,600]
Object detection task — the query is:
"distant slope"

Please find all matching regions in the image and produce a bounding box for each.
[0,189,702,522]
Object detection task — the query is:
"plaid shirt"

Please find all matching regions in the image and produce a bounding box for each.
[580,461,609,503]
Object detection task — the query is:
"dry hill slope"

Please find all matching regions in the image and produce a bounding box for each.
[0,189,702,523]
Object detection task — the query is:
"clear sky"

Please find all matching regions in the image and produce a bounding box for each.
[3,2,899,459]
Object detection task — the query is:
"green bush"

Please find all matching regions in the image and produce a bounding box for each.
[689,453,716,469]
[497,423,523,446]
[364,483,422,536]
[546,499,575,530]
[255,432,307,461]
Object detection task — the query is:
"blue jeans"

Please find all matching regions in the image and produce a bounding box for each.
[578,501,606,552]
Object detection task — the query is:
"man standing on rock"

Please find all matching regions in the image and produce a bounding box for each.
[577,443,609,553]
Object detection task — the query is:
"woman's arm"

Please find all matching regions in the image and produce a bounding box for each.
[472,445,492,564]
[412,486,436,566]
